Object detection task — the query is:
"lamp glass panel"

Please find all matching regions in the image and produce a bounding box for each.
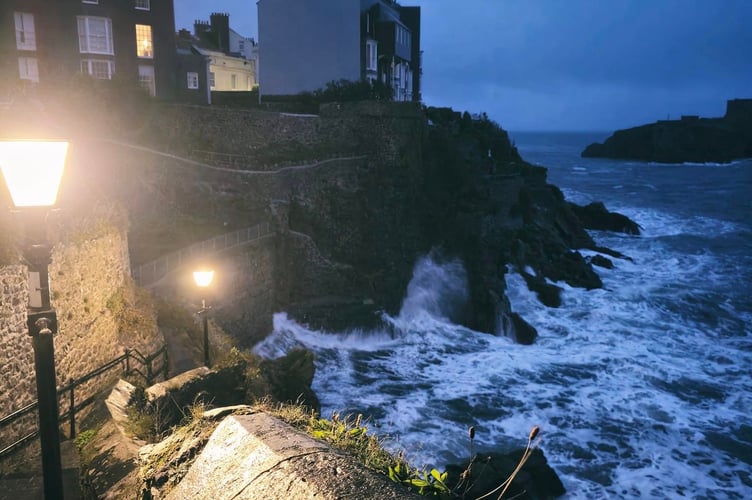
[193,270,214,288]
[0,141,68,207]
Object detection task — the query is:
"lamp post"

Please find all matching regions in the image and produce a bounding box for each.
[0,140,68,500]
[193,269,214,368]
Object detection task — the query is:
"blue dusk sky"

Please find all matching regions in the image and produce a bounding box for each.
[174,0,752,132]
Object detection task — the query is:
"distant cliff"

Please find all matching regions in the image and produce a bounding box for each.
[582,99,752,163]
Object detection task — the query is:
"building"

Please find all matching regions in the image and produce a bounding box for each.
[0,0,177,99]
[257,0,420,102]
[175,12,258,104]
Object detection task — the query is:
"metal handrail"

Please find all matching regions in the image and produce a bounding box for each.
[0,344,168,460]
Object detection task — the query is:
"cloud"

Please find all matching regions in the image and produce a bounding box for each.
[415,0,752,130]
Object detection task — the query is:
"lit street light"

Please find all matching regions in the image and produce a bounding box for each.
[0,140,69,500]
[193,269,214,368]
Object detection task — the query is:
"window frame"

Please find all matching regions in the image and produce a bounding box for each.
[134,0,151,10]
[366,40,378,71]
[138,64,156,96]
[80,59,115,80]
[18,57,39,83]
[78,16,114,55]
[209,71,216,89]
[187,72,199,89]
[135,24,153,59]
[14,12,36,51]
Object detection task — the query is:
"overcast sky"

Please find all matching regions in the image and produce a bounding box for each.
[174,0,752,132]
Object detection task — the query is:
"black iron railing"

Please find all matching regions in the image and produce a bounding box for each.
[0,345,168,460]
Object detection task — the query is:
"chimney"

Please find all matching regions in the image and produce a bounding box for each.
[210,12,230,53]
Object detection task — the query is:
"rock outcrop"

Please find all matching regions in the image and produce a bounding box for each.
[445,448,566,499]
[582,98,752,163]
[140,410,420,499]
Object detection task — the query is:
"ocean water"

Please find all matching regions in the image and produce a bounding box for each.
[254,132,752,499]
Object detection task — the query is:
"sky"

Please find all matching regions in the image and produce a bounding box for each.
[174,0,752,132]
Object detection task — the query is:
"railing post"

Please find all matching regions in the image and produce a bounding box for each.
[68,378,76,439]
[146,357,153,386]
[124,348,131,376]
[162,347,169,380]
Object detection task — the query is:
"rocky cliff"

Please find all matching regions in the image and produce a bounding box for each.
[582,98,752,163]
[1,85,635,348]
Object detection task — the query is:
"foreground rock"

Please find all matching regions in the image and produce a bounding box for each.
[140,409,419,499]
[445,449,565,499]
[582,98,752,163]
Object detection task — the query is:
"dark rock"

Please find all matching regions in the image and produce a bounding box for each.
[582,99,752,163]
[568,201,641,235]
[446,448,566,499]
[521,272,562,308]
[510,312,538,345]
[543,251,602,290]
[260,348,321,413]
[589,254,614,269]
[144,364,248,434]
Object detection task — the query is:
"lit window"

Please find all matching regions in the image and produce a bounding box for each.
[135,24,153,58]
[135,0,150,10]
[187,72,199,89]
[14,12,36,51]
[209,72,215,88]
[78,16,114,55]
[18,57,39,82]
[138,64,155,96]
[80,59,114,79]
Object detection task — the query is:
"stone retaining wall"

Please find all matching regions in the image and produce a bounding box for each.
[0,227,161,450]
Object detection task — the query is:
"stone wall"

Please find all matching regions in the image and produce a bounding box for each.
[0,225,162,450]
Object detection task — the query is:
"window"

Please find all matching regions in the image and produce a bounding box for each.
[81,59,114,79]
[135,24,153,58]
[209,71,215,88]
[135,0,150,10]
[238,40,245,51]
[187,72,199,89]
[138,64,155,96]
[231,74,237,89]
[18,57,39,82]
[82,1,99,4]
[366,40,377,71]
[78,16,114,54]
[14,12,36,51]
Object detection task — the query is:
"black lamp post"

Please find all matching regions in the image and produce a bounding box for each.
[193,269,214,368]
[0,139,68,500]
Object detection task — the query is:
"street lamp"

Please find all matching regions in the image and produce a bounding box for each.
[193,269,214,368]
[0,139,69,500]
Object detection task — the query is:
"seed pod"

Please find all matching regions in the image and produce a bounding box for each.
[529,425,540,441]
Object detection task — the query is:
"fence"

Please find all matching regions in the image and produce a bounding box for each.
[132,223,273,288]
[0,345,168,460]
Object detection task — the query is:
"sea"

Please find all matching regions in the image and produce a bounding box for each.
[254,132,752,499]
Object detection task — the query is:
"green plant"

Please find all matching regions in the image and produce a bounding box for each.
[388,461,451,497]
[74,429,98,450]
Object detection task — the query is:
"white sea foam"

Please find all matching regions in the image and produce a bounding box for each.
[255,144,751,498]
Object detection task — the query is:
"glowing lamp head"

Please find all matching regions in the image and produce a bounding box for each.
[193,269,214,288]
[0,140,68,207]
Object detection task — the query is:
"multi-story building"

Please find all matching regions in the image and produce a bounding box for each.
[0,0,177,99]
[175,12,258,104]
[257,0,420,101]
